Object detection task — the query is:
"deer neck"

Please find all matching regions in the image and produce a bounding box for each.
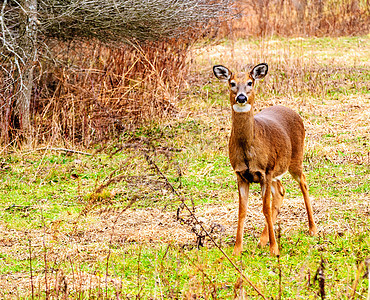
[230,92,255,149]
[231,109,255,149]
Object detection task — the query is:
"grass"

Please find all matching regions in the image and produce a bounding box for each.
[0,35,370,298]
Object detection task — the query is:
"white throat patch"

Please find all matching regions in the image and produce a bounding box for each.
[233,103,251,113]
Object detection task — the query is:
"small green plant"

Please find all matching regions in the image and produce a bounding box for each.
[0,35,369,298]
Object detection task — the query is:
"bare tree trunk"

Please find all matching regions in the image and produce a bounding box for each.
[15,0,38,141]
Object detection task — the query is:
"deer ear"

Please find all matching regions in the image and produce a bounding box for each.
[251,63,268,80]
[213,65,232,81]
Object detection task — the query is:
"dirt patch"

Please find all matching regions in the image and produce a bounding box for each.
[1,193,369,252]
[1,193,369,297]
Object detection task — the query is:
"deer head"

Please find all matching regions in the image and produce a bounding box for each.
[213,63,268,113]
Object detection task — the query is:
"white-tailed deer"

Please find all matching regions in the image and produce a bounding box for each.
[213,63,318,256]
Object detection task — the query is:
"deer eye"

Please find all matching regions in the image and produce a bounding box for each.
[230,81,236,88]
[247,81,253,87]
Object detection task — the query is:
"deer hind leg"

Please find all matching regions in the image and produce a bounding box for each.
[259,180,285,247]
[233,174,250,256]
[291,171,318,236]
[259,178,280,256]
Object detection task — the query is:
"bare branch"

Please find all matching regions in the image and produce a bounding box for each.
[37,0,234,42]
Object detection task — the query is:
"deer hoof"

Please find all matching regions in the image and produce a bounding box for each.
[270,244,280,256]
[258,236,269,247]
[309,225,318,236]
[233,246,242,256]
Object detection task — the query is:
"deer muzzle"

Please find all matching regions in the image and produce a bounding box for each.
[236,94,247,105]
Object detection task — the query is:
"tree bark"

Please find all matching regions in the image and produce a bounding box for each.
[15,0,38,140]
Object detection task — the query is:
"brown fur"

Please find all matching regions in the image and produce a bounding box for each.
[213,63,318,256]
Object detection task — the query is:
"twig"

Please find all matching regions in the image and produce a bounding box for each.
[23,147,92,156]
[314,257,326,300]
[69,258,76,295]
[123,144,184,153]
[28,238,34,300]
[105,197,137,298]
[349,260,364,299]
[136,244,143,299]
[105,246,112,299]
[0,135,18,156]
[143,152,267,299]
[40,209,49,300]
[179,247,218,298]
[365,257,370,300]
[88,156,133,198]
[277,222,282,300]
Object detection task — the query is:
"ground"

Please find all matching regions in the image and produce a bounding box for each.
[0,36,369,299]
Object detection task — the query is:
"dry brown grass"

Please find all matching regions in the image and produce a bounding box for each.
[189,37,370,164]
[220,0,370,37]
[0,38,191,146]
[29,39,190,146]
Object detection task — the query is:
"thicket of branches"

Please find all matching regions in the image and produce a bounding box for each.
[2,0,232,44]
[38,0,231,41]
[0,0,233,145]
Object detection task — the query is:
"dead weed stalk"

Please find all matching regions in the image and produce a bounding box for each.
[28,238,34,300]
[349,257,370,300]
[40,209,50,299]
[143,150,267,299]
[104,196,137,298]
[314,257,326,300]
[367,257,370,300]
[277,222,282,300]
[179,246,218,299]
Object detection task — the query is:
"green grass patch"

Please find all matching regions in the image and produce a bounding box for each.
[1,35,369,298]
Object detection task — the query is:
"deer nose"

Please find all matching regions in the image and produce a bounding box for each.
[236,94,247,104]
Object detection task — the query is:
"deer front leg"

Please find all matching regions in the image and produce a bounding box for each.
[260,179,280,256]
[233,174,250,256]
[259,180,285,246]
